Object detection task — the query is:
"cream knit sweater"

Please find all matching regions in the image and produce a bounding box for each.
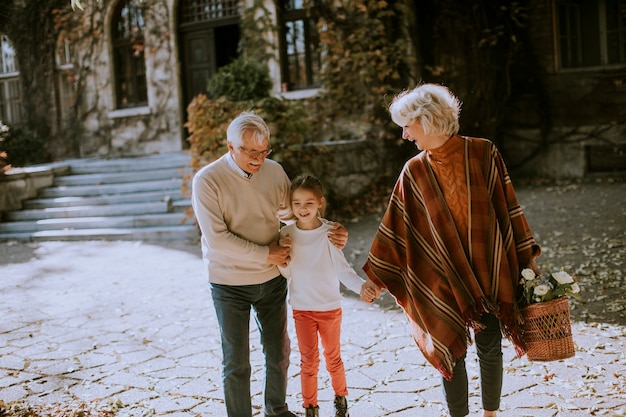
[191,153,293,285]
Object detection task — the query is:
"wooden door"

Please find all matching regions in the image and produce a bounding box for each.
[177,0,241,146]
[180,28,216,108]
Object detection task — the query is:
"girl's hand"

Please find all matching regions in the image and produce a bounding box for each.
[279,234,292,249]
[360,279,381,303]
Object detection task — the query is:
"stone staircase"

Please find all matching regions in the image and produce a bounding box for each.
[0,152,199,242]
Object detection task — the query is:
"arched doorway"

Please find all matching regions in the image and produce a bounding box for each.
[178,0,241,145]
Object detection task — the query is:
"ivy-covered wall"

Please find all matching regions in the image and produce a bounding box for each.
[62,0,183,157]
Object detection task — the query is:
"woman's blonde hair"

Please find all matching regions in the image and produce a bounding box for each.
[389,84,461,136]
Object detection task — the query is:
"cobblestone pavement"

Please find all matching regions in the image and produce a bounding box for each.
[1,181,626,417]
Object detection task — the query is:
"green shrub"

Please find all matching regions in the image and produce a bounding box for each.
[0,122,47,168]
[185,94,320,168]
[184,93,332,204]
[206,57,273,102]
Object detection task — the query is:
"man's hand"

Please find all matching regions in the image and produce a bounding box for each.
[268,240,291,268]
[327,222,348,249]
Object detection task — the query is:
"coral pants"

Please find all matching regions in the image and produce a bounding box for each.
[293,308,348,408]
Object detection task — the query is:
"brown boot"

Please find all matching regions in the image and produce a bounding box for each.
[334,396,349,417]
[305,405,319,417]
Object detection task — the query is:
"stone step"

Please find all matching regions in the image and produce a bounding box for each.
[0,212,195,233]
[38,179,184,198]
[23,189,186,209]
[4,201,171,222]
[0,151,199,243]
[0,225,199,242]
[53,167,192,187]
[66,152,192,174]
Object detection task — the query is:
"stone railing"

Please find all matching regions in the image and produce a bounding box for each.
[0,165,69,214]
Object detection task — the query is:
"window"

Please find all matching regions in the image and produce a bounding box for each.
[111,0,148,108]
[180,0,240,23]
[279,0,321,91]
[56,35,76,127]
[606,0,626,64]
[556,0,626,69]
[0,34,23,124]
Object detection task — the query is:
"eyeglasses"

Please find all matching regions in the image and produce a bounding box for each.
[239,146,273,158]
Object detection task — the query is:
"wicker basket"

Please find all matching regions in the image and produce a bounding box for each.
[520,296,575,361]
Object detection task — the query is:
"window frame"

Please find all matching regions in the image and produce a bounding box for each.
[0,33,23,124]
[111,0,148,109]
[278,0,322,92]
[55,35,77,127]
[554,0,626,71]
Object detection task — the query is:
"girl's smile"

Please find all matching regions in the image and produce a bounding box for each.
[291,188,324,230]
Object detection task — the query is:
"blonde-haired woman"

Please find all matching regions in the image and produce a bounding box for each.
[361,84,541,417]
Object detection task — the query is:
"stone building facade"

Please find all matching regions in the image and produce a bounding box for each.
[4,0,327,157]
[64,0,282,157]
[1,0,625,178]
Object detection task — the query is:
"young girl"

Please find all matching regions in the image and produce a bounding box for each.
[278,174,372,417]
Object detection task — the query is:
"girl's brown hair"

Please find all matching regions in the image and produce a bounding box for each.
[290,173,326,217]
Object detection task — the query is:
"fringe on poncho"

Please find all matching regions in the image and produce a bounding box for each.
[363,136,540,381]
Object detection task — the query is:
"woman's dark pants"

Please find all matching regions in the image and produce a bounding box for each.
[442,313,503,417]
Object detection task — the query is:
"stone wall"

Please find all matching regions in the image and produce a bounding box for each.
[501,0,626,178]
[503,124,626,178]
[310,139,399,197]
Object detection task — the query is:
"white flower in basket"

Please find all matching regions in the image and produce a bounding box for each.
[519,268,582,306]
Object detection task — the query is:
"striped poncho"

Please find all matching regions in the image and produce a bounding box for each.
[363,136,540,381]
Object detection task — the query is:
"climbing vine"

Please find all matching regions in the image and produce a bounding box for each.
[239,0,277,63]
[3,0,70,160]
[412,1,547,149]
[315,0,412,126]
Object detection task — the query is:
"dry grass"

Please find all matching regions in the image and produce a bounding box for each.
[0,400,118,417]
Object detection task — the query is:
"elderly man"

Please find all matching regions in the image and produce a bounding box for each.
[191,111,347,417]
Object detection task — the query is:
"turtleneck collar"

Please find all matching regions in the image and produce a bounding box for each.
[427,135,464,164]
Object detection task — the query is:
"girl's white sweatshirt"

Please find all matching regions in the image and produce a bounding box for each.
[278,221,364,311]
